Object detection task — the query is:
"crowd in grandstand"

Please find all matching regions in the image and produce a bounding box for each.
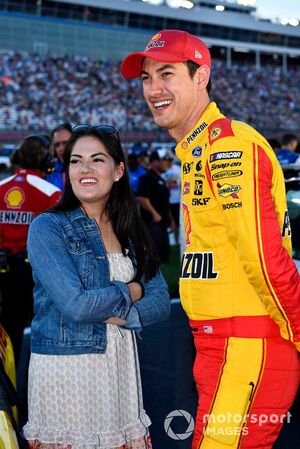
[0,51,300,134]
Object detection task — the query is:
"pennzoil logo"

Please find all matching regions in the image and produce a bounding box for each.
[180,252,219,279]
[186,122,208,144]
[209,126,222,141]
[5,187,25,209]
[217,182,241,199]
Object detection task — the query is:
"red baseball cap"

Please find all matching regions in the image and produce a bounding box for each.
[120,29,211,79]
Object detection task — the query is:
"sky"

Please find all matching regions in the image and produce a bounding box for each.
[254,0,300,21]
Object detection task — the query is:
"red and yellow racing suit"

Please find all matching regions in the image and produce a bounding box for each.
[175,102,300,449]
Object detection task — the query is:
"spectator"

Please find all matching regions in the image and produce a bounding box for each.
[45,122,72,189]
[0,135,61,364]
[161,147,181,245]
[276,133,299,165]
[136,149,175,263]
[127,151,147,194]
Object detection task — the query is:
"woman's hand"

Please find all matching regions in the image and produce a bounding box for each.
[104,317,127,325]
[127,281,143,303]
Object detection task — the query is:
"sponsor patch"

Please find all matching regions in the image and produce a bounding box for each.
[209,126,222,141]
[192,146,202,158]
[194,180,203,195]
[222,202,242,210]
[210,161,242,171]
[181,141,188,150]
[180,252,219,279]
[195,160,202,171]
[186,122,208,144]
[0,210,34,224]
[210,151,242,162]
[282,210,291,237]
[183,181,190,195]
[4,187,25,208]
[182,162,193,174]
[145,34,164,51]
[212,170,243,181]
[192,198,210,206]
[217,182,241,199]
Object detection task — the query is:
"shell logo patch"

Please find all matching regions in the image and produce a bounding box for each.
[181,141,188,150]
[5,187,25,209]
[209,126,222,141]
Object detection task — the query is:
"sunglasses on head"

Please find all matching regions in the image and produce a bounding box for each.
[72,124,119,142]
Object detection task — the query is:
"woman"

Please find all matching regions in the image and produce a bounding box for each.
[23,125,170,449]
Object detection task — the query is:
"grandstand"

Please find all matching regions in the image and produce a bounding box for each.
[0,0,300,143]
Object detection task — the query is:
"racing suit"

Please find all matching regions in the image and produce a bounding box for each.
[0,168,61,363]
[175,102,300,449]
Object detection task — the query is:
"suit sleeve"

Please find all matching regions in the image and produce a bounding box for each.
[208,136,300,350]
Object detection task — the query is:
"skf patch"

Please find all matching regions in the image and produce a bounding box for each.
[192,198,210,206]
[217,182,241,199]
[208,118,234,145]
[5,187,25,209]
[194,180,203,195]
[180,252,219,279]
[182,203,192,245]
[183,181,190,195]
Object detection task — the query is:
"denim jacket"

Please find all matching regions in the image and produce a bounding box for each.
[27,208,170,355]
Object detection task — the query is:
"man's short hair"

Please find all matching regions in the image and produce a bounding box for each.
[282,133,298,146]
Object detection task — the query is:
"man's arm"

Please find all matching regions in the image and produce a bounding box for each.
[208,129,300,349]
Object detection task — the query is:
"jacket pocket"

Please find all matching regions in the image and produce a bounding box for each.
[65,237,92,278]
[204,378,253,446]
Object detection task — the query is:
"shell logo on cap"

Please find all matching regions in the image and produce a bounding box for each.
[5,187,25,209]
[151,33,161,42]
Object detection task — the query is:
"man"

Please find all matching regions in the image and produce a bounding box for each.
[45,122,72,189]
[0,135,61,364]
[127,151,147,194]
[276,133,299,165]
[136,148,174,263]
[121,29,300,449]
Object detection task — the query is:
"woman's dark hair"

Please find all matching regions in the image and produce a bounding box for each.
[49,127,159,280]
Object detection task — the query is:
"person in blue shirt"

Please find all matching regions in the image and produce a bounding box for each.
[276,133,299,165]
[23,125,170,449]
[127,151,147,193]
[45,122,72,189]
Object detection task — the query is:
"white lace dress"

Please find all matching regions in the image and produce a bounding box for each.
[23,253,152,449]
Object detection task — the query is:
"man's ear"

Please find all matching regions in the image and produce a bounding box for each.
[196,65,211,91]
